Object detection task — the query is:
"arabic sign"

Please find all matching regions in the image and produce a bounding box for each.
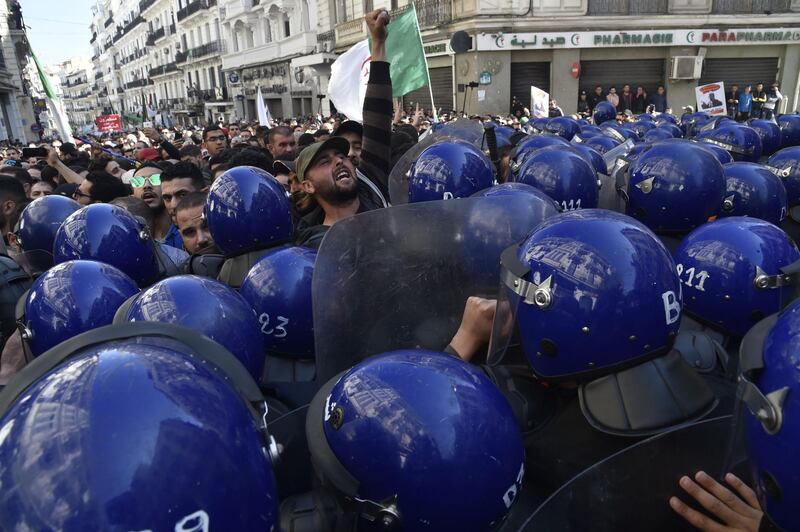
[696,82,727,116]
[477,28,800,50]
[95,114,123,132]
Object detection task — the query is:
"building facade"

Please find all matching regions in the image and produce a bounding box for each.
[0,0,40,143]
[86,0,800,125]
[319,0,800,116]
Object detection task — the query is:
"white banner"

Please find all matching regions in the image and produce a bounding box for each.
[696,82,727,116]
[531,86,549,118]
[477,28,800,51]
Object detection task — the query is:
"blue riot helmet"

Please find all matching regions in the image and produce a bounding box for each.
[700,123,763,162]
[516,146,598,211]
[0,322,280,531]
[531,117,551,132]
[624,139,726,234]
[777,113,800,147]
[675,218,799,339]
[584,134,621,155]
[737,301,800,531]
[408,140,494,203]
[15,195,81,275]
[696,140,735,165]
[643,128,675,143]
[658,123,683,138]
[53,203,162,287]
[602,123,640,143]
[307,350,525,531]
[767,147,800,207]
[205,165,292,257]
[630,120,656,138]
[124,275,265,381]
[578,124,603,139]
[593,101,617,124]
[681,112,713,137]
[473,182,561,215]
[546,116,580,140]
[577,118,591,126]
[656,113,678,125]
[240,247,316,359]
[493,126,513,150]
[749,119,782,156]
[720,162,788,225]
[488,209,682,379]
[21,260,138,357]
[571,143,607,175]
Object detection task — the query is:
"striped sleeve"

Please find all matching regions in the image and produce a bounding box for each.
[359,60,393,197]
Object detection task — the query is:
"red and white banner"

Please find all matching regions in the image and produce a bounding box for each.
[95,114,123,132]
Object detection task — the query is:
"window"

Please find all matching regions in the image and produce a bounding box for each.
[284,19,290,38]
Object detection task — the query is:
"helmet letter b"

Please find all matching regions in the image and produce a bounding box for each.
[662,290,681,325]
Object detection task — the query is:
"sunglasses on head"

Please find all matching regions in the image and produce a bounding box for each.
[130,174,161,188]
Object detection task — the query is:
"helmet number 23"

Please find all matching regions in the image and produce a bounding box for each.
[258,312,289,338]
[676,264,710,292]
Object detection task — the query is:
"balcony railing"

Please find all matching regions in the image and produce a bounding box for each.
[177,0,217,22]
[183,40,225,62]
[90,32,97,44]
[125,78,152,89]
[148,26,166,45]
[191,87,229,101]
[164,97,186,110]
[587,0,668,14]
[64,78,88,88]
[175,50,189,63]
[711,0,790,12]
[150,62,178,77]
[123,15,146,33]
[116,87,125,94]
[317,29,335,46]
[139,0,157,12]
[104,14,113,27]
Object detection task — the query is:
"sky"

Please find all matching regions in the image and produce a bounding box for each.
[20,0,95,66]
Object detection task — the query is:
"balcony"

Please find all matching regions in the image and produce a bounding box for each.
[175,50,189,63]
[139,0,157,12]
[116,87,125,94]
[90,32,97,44]
[64,78,88,88]
[125,78,153,89]
[164,97,187,110]
[105,14,113,28]
[710,0,790,12]
[335,18,365,48]
[587,0,668,13]
[177,0,217,22]
[191,87,229,102]
[182,39,226,63]
[393,0,452,27]
[123,15,146,33]
[150,62,179,77]
[146,28,163,46]
[222,32,315,71]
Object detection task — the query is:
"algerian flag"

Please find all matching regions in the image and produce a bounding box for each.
[328,39,370,123]
[30,48,73,142]
[384,6,429,100]
[257,86,272,126]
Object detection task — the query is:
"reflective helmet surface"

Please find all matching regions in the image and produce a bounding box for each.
[583,135,621,155]
[593,101,617,124]
[546,116,580,140]
[626,140,726,234]
[720,162,788,225]
[53,204,160,287]
[408,140,494,202]
[571,143,607,175]
[702,124,763,163]
[643,128,675,143]
[674,217,800,337]
[24,260,138,357]
[17,195,81,272]
[126,275,265,381]
[767,146,800,206]
[240,246,316,359]
[205,165,293,256]
[744,301,800,531]
[507,209,682,379]
[749,119,782,155]
[777,113,800,147]
[473,182,561,215]
[517,147,598,211]
[317,350,525,531]
[0,332,279,531]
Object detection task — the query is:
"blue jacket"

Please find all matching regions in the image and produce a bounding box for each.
[738,92,753,113]
[649,93,667,113]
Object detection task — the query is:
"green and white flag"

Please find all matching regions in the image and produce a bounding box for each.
[30,48,73,142]
[384,5,429,99]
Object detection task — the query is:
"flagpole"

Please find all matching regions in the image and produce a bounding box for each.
[410,4,438,123]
